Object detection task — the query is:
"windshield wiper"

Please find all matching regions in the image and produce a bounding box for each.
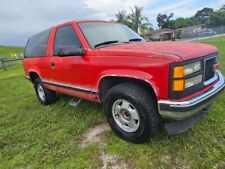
[94,40,119,48]
[129,38,143,42]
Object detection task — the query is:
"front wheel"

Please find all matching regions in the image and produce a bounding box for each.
[104,83,160,143]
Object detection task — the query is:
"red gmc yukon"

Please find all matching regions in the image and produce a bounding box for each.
[23,20,225,143]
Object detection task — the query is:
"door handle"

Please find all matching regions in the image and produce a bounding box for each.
[50,62,56,68]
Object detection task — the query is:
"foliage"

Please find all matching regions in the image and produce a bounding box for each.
[115,10,129,25]
[156,13,173,29]
[127,6,152,33]
[207,11,225,27]
[115,6,152,33]
[156,15,199,29]
[156,6,224,29]
[116,5,225,31]
[175,17,198,28]
[194,7,214,24]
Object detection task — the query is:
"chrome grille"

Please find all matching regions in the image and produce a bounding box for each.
[204,56,216,82]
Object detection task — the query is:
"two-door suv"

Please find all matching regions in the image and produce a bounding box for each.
[23,20,225,143]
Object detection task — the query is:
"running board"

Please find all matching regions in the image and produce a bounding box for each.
[69,97,82,107]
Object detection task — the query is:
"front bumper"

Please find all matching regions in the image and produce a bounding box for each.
[158,70,225,121]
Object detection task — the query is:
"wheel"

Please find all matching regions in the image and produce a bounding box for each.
[104,83,160,143]
[34,78,57,105]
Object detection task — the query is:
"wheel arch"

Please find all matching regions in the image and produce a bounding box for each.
[98,74,158,103]
[29,71,41,83]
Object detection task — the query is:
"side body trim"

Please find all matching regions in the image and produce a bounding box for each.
[42,79,97,94]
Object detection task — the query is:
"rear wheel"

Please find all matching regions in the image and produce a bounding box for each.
[104,83,160,143]
[34,78,57,105]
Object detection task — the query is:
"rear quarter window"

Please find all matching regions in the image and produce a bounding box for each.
[24,29,51,57]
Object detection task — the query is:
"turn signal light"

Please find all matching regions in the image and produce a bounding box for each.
[173,80,184,91]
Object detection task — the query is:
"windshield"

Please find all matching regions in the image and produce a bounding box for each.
[78,22,144,48]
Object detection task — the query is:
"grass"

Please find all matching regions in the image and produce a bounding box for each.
[0,46,24,58]
[0,38,225,169]
[0,66,104,168]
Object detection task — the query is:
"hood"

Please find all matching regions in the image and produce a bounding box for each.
[97,41,218,61]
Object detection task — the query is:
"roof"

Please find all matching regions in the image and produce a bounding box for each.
[152,28,175,34]
[55,19,119,27]
[144,28,175,36]
[75,19,115,23]
[178,24,205,31]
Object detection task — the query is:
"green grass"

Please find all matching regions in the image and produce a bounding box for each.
[0,46,24,59]
[0,66,104,168]
[0,38,225,168]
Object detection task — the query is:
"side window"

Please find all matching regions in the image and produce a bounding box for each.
[24,29,50,57]
[53,25,82,56]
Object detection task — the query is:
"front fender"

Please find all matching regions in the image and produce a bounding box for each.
[97,69,159,97]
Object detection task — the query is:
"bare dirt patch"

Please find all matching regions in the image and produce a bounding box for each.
[78,123,110,149]
[78,123,129,169]
[99,151,129,169]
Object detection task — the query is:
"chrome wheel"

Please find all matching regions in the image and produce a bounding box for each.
[37,84,45,101]
[112,99,140,132]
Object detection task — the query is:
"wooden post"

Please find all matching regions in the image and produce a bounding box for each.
[0,59,6,70]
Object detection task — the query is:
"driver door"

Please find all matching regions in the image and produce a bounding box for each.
[48,25,91,94]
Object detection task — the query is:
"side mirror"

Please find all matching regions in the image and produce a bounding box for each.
[58,46,85,56]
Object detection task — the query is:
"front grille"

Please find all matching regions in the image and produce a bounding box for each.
[205,57,216,81]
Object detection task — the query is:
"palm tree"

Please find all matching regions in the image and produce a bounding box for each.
[115,10,128,24]
[127,6,152,33]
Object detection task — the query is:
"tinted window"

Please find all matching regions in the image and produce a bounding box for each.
[54,25,82,55]
[24,29,50,57]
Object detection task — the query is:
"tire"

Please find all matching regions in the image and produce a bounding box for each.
[104,83,160,143]
[34,78,57,105]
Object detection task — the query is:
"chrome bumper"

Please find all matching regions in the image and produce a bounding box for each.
[158,70,225,121]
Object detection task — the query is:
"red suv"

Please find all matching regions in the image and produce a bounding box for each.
[23,20,225,143]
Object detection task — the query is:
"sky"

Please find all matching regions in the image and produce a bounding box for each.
[0,0,225,46]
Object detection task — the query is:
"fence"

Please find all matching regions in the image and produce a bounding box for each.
[0,57,23,70]
[143,25,225,41]
[179,25,225,41]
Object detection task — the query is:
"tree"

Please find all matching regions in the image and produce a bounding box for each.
[115,10,129,24]
[139,22,153,35]
[186,17,199,26]
[163,20,176,29]
[173,17,198,29]
[174,18,187,28]
[207,11,225,27]
[156,13,173,29]
[127,6,152,33]
[194,7,213,24]
[115,6,152,33]
[175,17,192,28]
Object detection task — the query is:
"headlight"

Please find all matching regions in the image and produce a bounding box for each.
[185,61,201,75]
[185,75,202,88]
[172,61,203,91]
[173,61,202,78]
